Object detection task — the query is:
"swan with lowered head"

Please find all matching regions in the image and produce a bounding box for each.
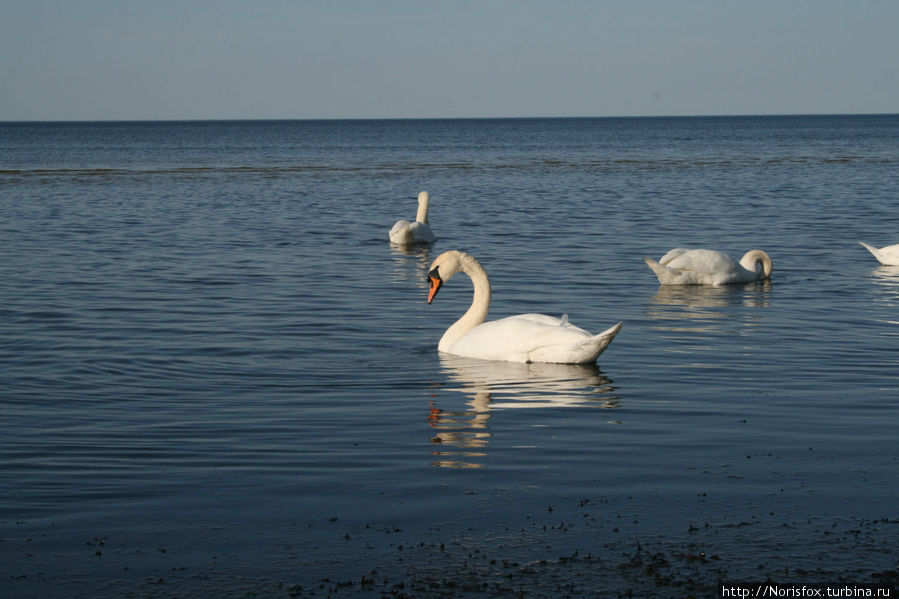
[389,191,436,245]
[859,241,899,266]
[426,250,622,364]
[644,248,773,286]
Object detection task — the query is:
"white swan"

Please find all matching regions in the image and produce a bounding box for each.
[859,241,899,266]
[426,250,622,364]
[644,248,773,286]
[389,191,436,245]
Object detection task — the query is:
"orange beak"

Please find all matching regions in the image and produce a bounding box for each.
[427,274,442,304]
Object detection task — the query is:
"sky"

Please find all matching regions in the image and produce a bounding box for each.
[2,0,898,121]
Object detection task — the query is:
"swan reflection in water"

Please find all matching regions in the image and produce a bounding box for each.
[646,280,771,334]
[868,266,899,325]
[389,244,432,289]
[428,355,619,469]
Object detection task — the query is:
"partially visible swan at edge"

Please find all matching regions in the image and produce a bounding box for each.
[644,248,773,286]
[859,241,899,266]
[426,250,622,364]
[389,191,436,245]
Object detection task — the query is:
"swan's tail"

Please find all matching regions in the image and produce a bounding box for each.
[643,256,680,284]
[859,241,879,259]
[570,322,623,364]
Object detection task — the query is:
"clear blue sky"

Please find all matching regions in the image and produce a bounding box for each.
[3,0,897,121]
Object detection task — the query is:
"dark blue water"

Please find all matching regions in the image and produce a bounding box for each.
[2,116,898,597]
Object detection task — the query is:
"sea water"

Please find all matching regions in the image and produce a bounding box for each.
[1,116,898,596]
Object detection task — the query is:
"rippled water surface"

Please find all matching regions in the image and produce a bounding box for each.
[2,116,898,597]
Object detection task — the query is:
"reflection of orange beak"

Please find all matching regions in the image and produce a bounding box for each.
[427,275,442,304]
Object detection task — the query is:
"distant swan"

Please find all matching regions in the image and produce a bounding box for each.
[389,191,436,245]
[426,250,622,364]
[644,248,773,286]
[859,241,899,266]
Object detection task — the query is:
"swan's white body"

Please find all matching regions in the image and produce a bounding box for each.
[389,191,436,245]
[644,248,773,286]
[859,241,899,266]
[426,250,621,364]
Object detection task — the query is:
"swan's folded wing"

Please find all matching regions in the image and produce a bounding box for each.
[528,322,622,364]
[389,220,413,244]
[879,244,899,265]
[449,315,596,363]
[408,221,436,243]
[658,248,690,265]
[665,249,738,274]
[390,220,435,244]
[507,313,564,326]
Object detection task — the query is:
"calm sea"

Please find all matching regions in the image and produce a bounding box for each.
[2,116,898,597]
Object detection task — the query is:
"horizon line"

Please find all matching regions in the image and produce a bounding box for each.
[2,112,897,124]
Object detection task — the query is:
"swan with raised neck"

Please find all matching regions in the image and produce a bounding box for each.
[389,191,436,245]
[415,190,430,224]
[427,251,491,352]
[426,250,621,364]
[644,248,773,286]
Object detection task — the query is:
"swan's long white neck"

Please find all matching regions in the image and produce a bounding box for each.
[438,253,491,352]
[740,250,773,280]
[415,191,430,224]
